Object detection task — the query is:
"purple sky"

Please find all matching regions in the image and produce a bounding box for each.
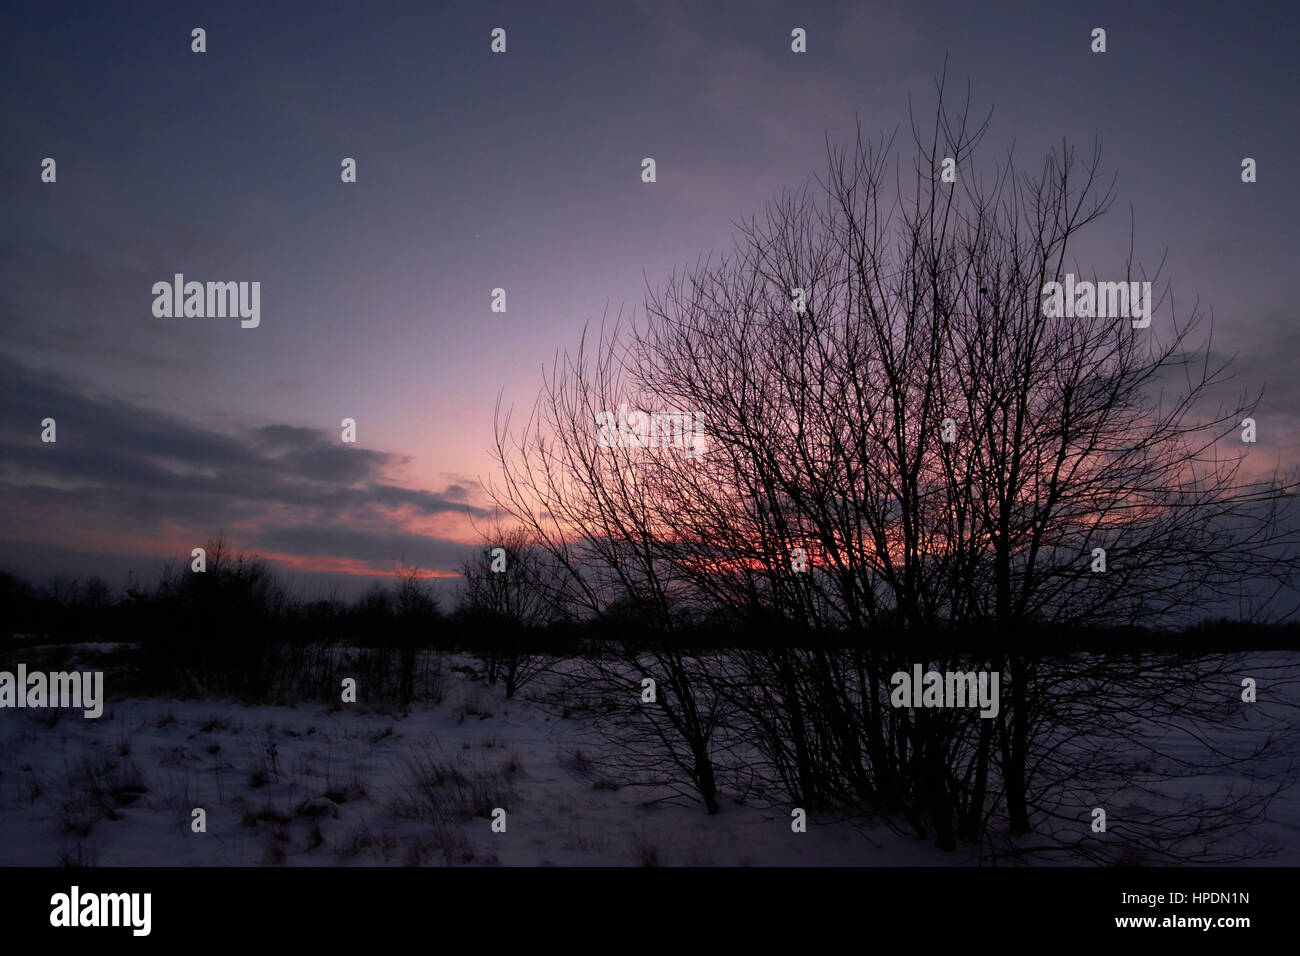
[2,0,1297,600]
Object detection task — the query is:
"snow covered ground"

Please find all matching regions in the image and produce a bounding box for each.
[1,647,1295,866]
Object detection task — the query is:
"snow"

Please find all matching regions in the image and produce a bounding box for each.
[1,650,1295,866]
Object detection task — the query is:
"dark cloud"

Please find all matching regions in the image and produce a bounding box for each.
[0,354,487,584]
[249,525,467,570]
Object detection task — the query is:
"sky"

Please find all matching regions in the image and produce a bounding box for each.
[1,0,1298,601]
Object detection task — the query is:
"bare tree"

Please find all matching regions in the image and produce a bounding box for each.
[393,561,439,709]
[490,72,1300,851]
[458,523,553,698]
[488,318,733,813]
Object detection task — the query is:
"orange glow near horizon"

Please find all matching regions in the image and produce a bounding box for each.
[260,550,462,580]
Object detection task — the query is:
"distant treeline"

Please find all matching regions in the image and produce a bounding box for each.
[2,559,1297,659]
[2,553,1296,866]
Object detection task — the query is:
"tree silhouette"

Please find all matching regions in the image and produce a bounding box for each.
[458,523,553,698]
[491,74,1300,854]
